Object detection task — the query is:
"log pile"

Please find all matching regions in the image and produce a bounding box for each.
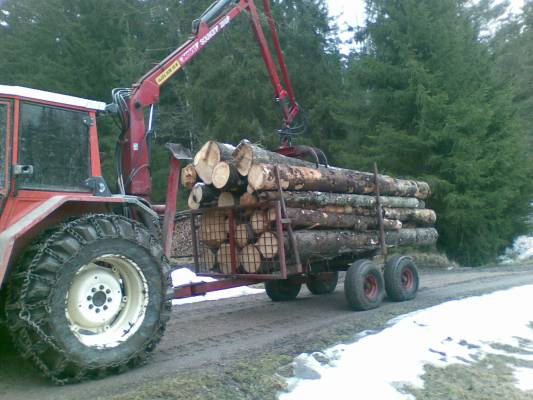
[183,139,438,274]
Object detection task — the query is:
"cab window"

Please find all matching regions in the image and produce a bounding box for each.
[18,102,91,192]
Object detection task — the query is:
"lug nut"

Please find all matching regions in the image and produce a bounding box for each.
[99,285,104,290]
[107,297,112,303]
[106,289,111,294]
[95,308,100,313]
[103,305,108,311]
[92,288,97,293]
[87,296,92,301]
[89,305,94,309]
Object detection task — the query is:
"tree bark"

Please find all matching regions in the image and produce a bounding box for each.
[181,164,198,190]
[258,191,426,209]
[212,161,246,190]
[232,140,313,176]
[248,163,430,199]
[267,207,402,231]
[193,141,235,184]
[191,182,218,204]
[292,228,438,261]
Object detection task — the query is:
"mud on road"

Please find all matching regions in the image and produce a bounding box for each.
[2,264,533,400]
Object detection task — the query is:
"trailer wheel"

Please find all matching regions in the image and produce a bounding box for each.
[344,259,384,311]
[265,280,301,302]
[384,255,419,301]
[4,214,172,384]
[306,272,339,295]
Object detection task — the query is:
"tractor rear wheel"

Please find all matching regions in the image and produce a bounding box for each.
[4,214,172,384]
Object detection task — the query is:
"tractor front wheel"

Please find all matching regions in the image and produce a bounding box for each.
[4,214,172,384]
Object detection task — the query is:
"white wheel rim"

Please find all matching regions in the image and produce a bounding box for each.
[65,254,149,349]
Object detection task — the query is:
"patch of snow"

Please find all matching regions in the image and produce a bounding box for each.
[280,285,533,399]
[514,367,533,391]
[0,20,7,27]
[170,267,264,305]
[1,9,9,16]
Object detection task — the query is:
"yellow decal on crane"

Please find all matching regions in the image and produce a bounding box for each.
[155,60,181,86]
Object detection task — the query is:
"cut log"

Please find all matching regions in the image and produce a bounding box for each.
[232,139,314,176]
[188,191,200,210]
[181,164,198,190]
[198,211,227,246]
[217,243,235,274]
[193,141,235,184]
[292,228,438,261]
[250,209,270,234]
[218,192,237,207]
[231,223,253,247]
[258,191,426,209]
[248,164,430,199]
[240,192,259,207]
[314,207,436,226]
[212,161,246,190]
[198,249,216,270]
[267,208,402,231]
[191,182,218,204]
[239,244,262,273]
[256,232,279,259]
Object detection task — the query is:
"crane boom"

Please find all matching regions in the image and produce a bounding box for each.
[114,0,300,198]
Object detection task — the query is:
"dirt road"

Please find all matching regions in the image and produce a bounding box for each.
[1,264,533,400]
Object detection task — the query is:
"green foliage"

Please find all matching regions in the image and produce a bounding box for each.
[0,0,531,265]
[345,0,532,265]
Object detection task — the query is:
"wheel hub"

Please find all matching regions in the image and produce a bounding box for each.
[66,255,149,349]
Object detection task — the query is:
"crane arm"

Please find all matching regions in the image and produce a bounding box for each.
[116,0,300,198]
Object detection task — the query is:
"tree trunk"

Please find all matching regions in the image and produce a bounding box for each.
[248,163,430,199]
[239,244,262,273]
[198,211,227,246]
[191,182,218,204]
[256,231,279,258]
[193,141,235,184]
[232,140,313,176]
[181,164,198,190]
[268,207,402,231]
[258,191,426,209]
[250,209,270,234]
[217,243,234,274]
[218,192,237,207]
[240,192,259,207]
[212,161,246,191]
[292,228,438,261]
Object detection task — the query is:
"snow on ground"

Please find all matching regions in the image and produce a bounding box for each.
[170,267,264,305]
[280,285,533,399]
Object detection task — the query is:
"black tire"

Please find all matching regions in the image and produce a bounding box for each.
[384,255,419,302]
[344,259,384,311]
[4,214,172,384]
[265,279,301,302]
[306,272,339,295]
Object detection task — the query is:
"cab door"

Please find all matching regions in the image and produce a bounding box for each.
[0,101,11,212]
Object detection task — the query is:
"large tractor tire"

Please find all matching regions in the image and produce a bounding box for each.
[265,279,301,302]
[4,214,172,384]
[344,259,384,311]
[383,255,419,302]
[306,272,339,295]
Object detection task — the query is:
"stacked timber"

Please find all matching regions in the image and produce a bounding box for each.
[182,139,438,274]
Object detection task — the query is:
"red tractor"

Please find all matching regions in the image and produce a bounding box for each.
[0,0,303,383]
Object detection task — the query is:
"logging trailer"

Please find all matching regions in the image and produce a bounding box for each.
[0,0,426,383]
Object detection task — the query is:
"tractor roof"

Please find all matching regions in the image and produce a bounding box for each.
[0,85,106,111]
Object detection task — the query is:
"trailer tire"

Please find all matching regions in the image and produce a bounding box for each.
[306,272,339,295]
[3,214,172,384]
[384,255,419,301]
[265,280,301,302]
[344,259,384,311]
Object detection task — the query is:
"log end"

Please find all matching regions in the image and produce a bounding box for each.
[212,161,231,189]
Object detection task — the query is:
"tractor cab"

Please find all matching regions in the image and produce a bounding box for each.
[0,85,107,229]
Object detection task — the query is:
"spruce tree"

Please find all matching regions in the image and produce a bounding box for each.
[347,0,532,265]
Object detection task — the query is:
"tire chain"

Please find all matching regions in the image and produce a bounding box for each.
[4,214,173,384]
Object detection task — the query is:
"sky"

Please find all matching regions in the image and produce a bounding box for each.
[327,0,526,51]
